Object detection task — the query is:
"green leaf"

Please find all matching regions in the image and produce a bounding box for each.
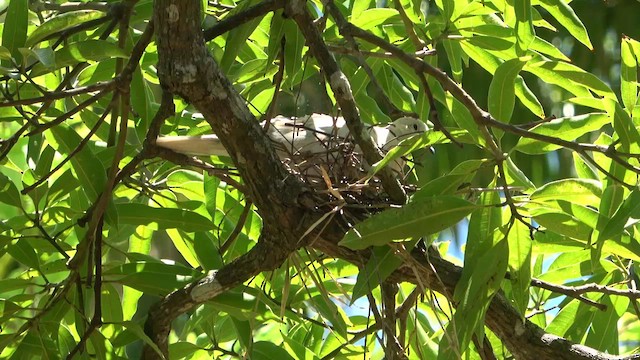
[620,37,639,113]
[525,57,613,98]
[351,246,404,303]
[0,173,21,208]
[514,0,535,55]
[0,45,13,60]
[115,203,215,232]
[26,10,105,47]
[604,98,640,153]
[340,196,477,250]
[531,208,593,242]
[598,189,640,241]
[1,0,27,65]
[30,40,129,76]
[46,124,107,203]
[7,240,40,269]
[104,261,200,296]
[283,20,305,87]
[412,159,488,198]
[488,57,529,123]
[220,4,263,73]
[514,113,609,154]
[537,0,593,50]
[505,157,536,190]
[444,222,508,359]
[443,38,463,82]
[351,8,399,30]
[507,221,532,317]
[252,341,296,360]
[101,284,124,323]
[368,132,435,177]
[530,178,602,207]
[460,41,544,118]
[281,334,320,360]
[122,321,166,359]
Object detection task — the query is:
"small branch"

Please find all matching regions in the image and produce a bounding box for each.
[219,201,253,254]
[22,103,111,194]
[324,2,410,120]
[25,88,111,136]
[327,45,435,59]
[33,1,110,13]
[203,0,285,41]
[496,161,537,233]
[532,278,640,301]
[0,81,116,108]
[263,37,285,125]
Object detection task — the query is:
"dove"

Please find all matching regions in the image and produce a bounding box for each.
[156,113,427,181]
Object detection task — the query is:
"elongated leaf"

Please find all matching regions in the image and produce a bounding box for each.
[514,113,609,154]
[220,5,263,73]
[283,20,305,87]
[605,98,640,153]
[30,40,129,76]
[531,178,602,206]
[351,8,399,30]
[104,261,200,295]
[46,124,107,203]
[537,0,593,50]
[340,196,477,250]
[26,10,104,47]
[116,203,215,232]
[598,189,640,241]
[1,0,27,65]
[531,208,593,242]
[351,246,404,303]
[508,221,532,317]
[514,0,535,55]
[621,37,638,113]
[460,41,544,118]
[122,321,166,359]
[525,57,614,98]
[0,173,21,208]
[368,132,434,176]
[266,10,286,66]
[413,159,488,198]
[443,38,463,82]
[488,57,529,122]
[252,341,296,360]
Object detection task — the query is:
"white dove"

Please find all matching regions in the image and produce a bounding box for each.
[156,113,427,181]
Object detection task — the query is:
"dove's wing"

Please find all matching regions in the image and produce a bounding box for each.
[155,115,427,174]
[155,135,226,156]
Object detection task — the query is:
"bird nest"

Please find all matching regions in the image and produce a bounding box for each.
[277,138,414,218]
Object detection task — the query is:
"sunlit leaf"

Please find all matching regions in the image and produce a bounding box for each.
[515,113,609,154]
[488,57,529,122]
[26,10,105,47]
[340,196,478,250]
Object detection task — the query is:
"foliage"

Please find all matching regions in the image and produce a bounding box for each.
[0,0,639,359]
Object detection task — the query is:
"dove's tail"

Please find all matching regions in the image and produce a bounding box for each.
[155,135,228,156]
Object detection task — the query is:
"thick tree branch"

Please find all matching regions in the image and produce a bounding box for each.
[145,2,640,360]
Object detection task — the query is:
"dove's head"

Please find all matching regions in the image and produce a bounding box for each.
[379,117,427,150]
